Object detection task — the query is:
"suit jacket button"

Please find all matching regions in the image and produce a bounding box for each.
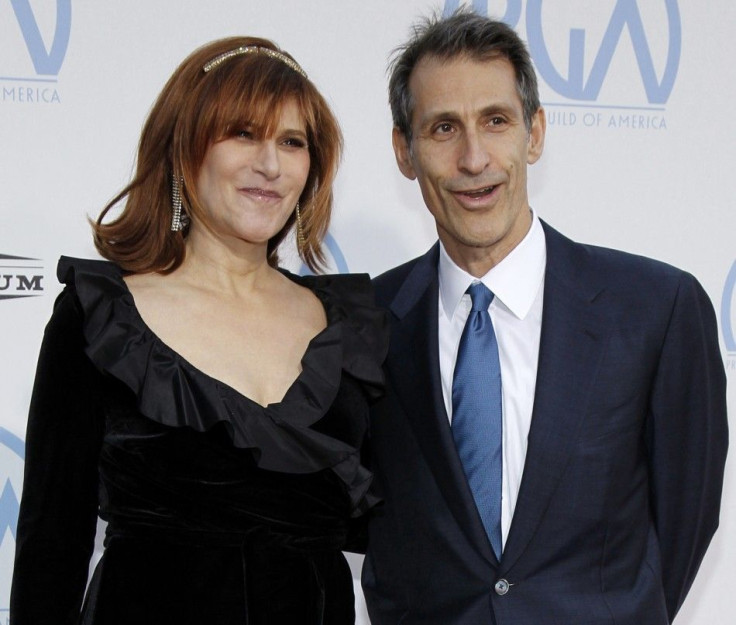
[494,579,510,595]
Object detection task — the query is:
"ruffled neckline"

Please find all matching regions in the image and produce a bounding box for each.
[57,256,387,515]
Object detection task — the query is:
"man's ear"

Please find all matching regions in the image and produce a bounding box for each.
[527,107,546,165]
[392,127,417,180]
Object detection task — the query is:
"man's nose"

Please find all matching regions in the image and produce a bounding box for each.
[457,130,491,175]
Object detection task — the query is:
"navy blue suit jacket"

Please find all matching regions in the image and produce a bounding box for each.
[363,222,728,625]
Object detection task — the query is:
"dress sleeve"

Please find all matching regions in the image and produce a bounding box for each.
[10,286,106,625]
[645,272,729,621]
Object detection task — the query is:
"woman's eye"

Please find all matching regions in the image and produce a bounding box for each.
[283,137,307,148]
[236,129,253,139]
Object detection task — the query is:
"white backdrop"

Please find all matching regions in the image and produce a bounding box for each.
[1,1,734,623]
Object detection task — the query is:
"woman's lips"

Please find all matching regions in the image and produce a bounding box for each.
[239,187,283,201]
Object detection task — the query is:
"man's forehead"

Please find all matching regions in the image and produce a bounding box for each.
[408,54,522,123]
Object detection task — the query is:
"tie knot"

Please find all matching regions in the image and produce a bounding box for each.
[467,282,493,312]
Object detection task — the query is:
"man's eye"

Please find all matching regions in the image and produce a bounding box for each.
[433,122,455,135]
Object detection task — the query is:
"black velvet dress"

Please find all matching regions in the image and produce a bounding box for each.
[10,257,387,625]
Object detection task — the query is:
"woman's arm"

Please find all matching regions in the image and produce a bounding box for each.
[10,287,105,625]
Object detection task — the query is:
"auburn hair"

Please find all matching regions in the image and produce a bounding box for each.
[93,36,342,273]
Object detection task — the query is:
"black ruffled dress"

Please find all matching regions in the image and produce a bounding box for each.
[10,257,388,625]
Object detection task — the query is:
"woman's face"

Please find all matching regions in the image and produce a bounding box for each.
[194,99,311,248]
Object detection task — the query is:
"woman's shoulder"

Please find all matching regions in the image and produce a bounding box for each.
[285,270,389,392]
[283,270,375,310]
[284,271,386,347]
[57,255,123,285]
[54,255,133,332]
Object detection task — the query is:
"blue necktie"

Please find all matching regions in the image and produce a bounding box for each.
[451,282,503,560]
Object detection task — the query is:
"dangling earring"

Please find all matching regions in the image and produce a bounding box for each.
[295,202,306,251]
[170,175,185,232]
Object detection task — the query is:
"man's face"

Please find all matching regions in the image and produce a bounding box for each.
[393,54,545,275]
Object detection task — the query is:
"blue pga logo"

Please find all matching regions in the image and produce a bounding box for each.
[1,0,72,104]
[0,427,24,617]
[299,233,350,276]
[722,261,736,371]
[444,0,680,131]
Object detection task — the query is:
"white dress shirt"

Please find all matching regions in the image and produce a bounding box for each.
[438,211,546,549]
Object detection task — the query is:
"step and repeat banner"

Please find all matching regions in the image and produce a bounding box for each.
[1,1,734,623]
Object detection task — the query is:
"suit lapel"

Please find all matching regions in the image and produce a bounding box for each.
[387,245,496,563]
[500,223,609,573]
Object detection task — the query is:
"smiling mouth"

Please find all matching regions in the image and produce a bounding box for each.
[457,185,496,199]
[241,188,282,199]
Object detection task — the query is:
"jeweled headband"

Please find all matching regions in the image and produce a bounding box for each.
[202,45,307,78]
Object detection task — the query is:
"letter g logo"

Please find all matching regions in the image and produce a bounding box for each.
[443,0,682,105]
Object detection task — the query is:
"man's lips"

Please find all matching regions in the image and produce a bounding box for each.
[450,184,499,205]
[455,185,497,199]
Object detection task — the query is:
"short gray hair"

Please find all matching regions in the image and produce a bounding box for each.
[388,9,541,142]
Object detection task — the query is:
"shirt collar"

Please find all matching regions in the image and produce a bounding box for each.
[438,210,546,320]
